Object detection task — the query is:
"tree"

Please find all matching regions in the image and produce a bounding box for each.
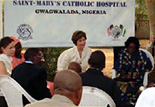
[145,0,155,38]
[136,0,148,20]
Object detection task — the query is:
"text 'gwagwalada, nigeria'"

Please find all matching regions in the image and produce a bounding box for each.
[13,1,127,7]
[35,9,107,15]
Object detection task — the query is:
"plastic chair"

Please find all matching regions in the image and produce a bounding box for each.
[135,87,155,107]
[0,75,37,107]
[79,86,116,107]
[112,48,154,87]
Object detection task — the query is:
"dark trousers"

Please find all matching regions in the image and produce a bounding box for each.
[0,96,8,107]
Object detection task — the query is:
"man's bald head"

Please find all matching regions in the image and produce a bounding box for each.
[68,62,82,74]
[54,69,82,105]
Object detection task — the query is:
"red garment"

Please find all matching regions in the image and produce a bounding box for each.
[47,81,54,96]
[12,53,25,69]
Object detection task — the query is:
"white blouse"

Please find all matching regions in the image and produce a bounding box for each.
[0,54,12,96]
[57,46,92,72]
[0,54,12,75]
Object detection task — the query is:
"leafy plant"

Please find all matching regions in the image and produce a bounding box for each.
[41,47,69,81]
[136,0,148,20]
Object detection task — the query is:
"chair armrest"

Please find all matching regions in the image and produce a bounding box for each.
[112,69,116,79]
[143,72,149,87]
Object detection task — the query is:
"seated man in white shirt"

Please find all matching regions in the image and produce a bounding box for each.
[25,69,82,107]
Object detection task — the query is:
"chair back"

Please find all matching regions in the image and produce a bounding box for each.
[0,76,37,107]
[139,48,154,86]
[140,48,154,71]
[79,86,116,107]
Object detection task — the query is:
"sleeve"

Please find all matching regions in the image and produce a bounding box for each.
[135,51,153,84]
[0,61,8,75]
[142,51,153,72]
[57,50,71,71]
[114,52,122,73]
[88,47,92,55]
[87,48,92,59]
[29,68,51,100]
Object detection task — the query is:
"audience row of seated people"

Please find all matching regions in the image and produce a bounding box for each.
[11,48,51,105]
[26,69,82,107]
[0,37,51,106]
[0,31,154,107]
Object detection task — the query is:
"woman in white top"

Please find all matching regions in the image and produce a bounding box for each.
[0,37,15,75]
[57,30,92,72]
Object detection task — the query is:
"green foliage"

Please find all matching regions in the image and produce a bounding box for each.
[135,0,148,20]
[41,47,69,81]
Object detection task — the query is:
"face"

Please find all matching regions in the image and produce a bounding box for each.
[128,43,136,54]
[76,37,86,49]
[15,42,22,55]
[2,41,15,56]
[33,51,45,66]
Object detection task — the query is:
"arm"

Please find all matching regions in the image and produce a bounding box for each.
[114,53,122,73]
[57,50,70,72]
[142,51,153,71]
[29,68,51,100]
[135,51,153,84]
[0,61,8,75]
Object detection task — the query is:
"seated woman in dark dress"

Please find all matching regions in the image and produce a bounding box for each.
[114,37,152,105]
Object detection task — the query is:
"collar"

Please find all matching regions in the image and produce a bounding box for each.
[86,68,104,76]
[52,94,75,106]
[73,46,88,59]
[25,61,33,64]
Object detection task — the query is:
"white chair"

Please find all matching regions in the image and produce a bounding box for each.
[135,87,155,107]
[112,48,154,87]
[0,75,37,107]
[79,86,116,107]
